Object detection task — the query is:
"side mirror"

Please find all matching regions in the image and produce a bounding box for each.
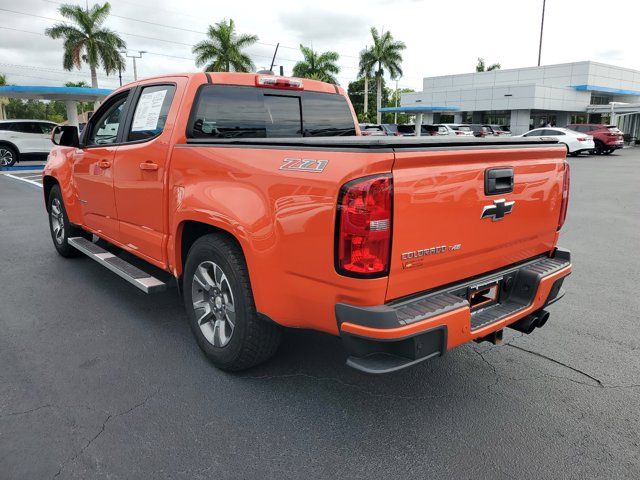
[51,125,80,148]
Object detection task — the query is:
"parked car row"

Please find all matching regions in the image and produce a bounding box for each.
[0,115,625,168]
[359,123,511,138]
[358,121,623,157]
[519,124,623,156]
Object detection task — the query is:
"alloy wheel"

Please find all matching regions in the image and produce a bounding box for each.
[191,261,236,347]
[0,148,13,166]
[50,198,65,245]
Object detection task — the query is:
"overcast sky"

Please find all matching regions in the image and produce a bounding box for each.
[1,0,639,92]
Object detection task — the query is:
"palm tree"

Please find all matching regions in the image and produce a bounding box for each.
[476,58,501,72]
[193,19,258,72]
[45,2,126,88]
[291,45,340,84]
[359,28,406,123]
[0,73,9,120]
[0,73,6,120]
[358,47,375,119]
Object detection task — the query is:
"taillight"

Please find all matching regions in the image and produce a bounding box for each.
[336,175,392,277]
[256,75,303,90]
[558,162,570,231]
[577,137,587,142]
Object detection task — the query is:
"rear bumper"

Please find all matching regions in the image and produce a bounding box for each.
[336,248,572,374]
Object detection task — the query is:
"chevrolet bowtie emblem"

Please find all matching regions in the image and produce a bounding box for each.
[481,199,515,221]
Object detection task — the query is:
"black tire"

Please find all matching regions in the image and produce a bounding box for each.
[47,184,86,257]
[602,148,613,155]
[593,140,604,155]
[183,234,281,371]
[0,145,18,167]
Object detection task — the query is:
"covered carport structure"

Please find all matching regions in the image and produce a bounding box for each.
[378,105,461,136]
[587,102,640,143]
[0,85,112,127]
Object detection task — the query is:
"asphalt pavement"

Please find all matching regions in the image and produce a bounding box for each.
[1,149,639,479]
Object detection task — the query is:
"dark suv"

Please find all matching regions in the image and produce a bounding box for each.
[566,124,624,155]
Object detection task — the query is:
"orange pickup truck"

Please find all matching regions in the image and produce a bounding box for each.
[44,72,571,374]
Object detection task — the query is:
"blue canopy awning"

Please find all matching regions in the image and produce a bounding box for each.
[378,105,460,113]
[0,85,112,101]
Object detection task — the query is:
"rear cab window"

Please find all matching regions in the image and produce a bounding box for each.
[189,85,356,139]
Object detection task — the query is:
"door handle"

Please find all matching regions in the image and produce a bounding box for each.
[485,167,514,195]
[97,160,111,169]
[139,162,158,171]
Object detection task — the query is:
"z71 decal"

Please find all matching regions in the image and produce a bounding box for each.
[279,158,328,173]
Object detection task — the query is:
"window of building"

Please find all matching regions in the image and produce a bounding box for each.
[590,94,613,105]
[570,114,588,124]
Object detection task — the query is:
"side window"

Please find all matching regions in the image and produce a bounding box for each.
[191,85,266,138]
[86,93,129,146]
[263,95,302,137]
[39,123,55,134]
[301,92,356,136]
[11,123,37,134]
[0,123,13,131]
[524,130,540,137]
[128,85,176,142]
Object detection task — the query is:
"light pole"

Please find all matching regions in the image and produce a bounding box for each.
[538,0,546,66]
[394,79,399,124]
[121,50,146,81]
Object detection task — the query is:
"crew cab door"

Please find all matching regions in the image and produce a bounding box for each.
[112,81,180,265]
[72,90,132,242]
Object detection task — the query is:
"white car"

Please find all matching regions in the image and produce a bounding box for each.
[0,119,58,167]
[443,123,475,137]
[521,127,594,156]
[423,124,456,136]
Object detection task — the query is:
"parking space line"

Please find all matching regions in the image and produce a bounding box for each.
[4,174,43,188]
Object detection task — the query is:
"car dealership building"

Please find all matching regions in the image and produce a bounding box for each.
[401,61,640,138]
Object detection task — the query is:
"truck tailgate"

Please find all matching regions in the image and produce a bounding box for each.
[386,145,566,301]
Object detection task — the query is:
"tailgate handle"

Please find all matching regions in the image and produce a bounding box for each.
[485,168,514,195]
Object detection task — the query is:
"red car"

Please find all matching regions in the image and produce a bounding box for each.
[566,124,624,155]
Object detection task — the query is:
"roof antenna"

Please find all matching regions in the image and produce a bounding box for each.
[268,43,280,73]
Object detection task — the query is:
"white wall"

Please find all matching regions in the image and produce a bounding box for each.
[404,61,640,113]
[509,110,531,135]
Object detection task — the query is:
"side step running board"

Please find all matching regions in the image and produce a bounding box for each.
[68,237,166,293]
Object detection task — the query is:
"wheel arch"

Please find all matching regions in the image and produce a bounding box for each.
[176,220,247,278]
[42,175,59,211]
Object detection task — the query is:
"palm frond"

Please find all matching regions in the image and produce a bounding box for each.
[46,2,126,83]
[192,18,257,72]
